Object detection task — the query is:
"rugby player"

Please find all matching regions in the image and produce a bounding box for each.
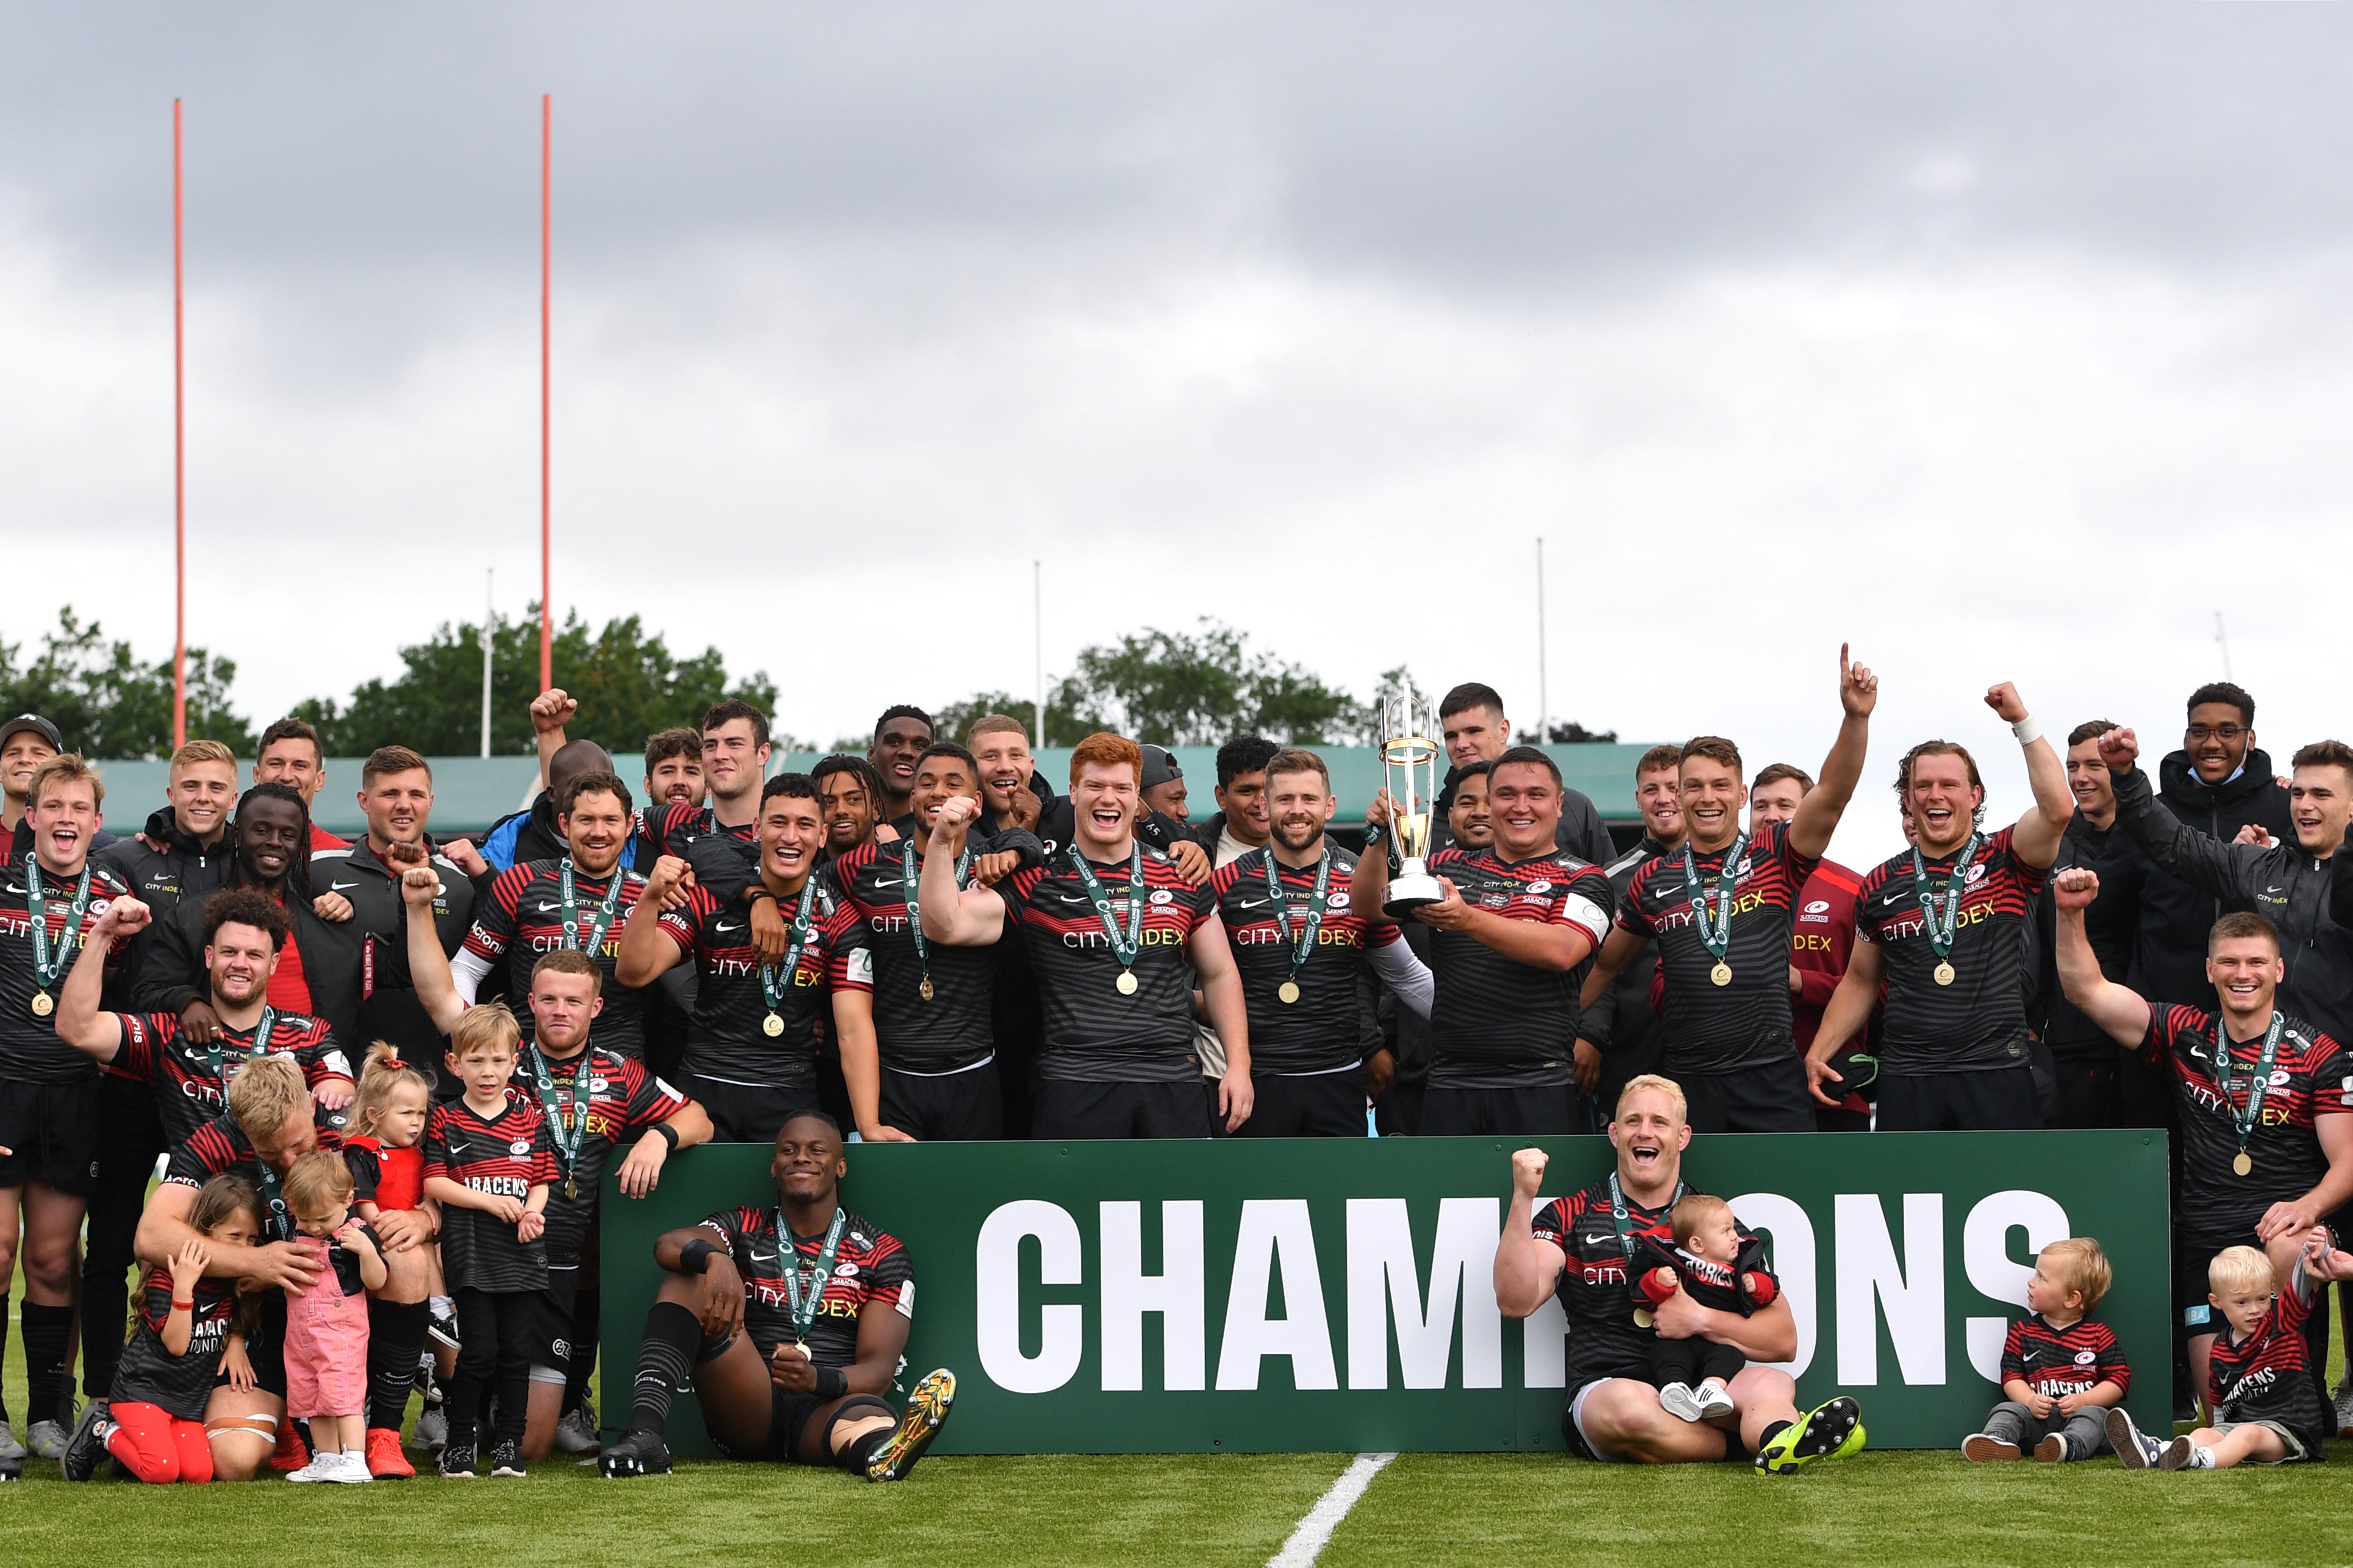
[970,714,1048,837]
[1210,749,1421,1135]
[1582,647,1877,1132]
[2053,866,2353,1413]
[251,718,348,851]
[598,1111,954,1482]
[615,775,860,1143]
[1577,746,1683,1118]
[1433,683,1614,863]
[1494,1074,1863,1470]
[815,754,890,860]
[1807,683,2073,1131]
[869,706,936,825]
[916,733,1251,1138]
[1194,737,1277,868]
[0,714,66,837]
[451,771,652,1057]
[1138,744,1190,824]
[829,744,1041,1142]
[1746,764,1870,1131]
[2035,721,2143,1129]
[1355,746,1613,1136]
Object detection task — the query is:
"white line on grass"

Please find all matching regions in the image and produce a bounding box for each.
[1268,1451,1398,1567]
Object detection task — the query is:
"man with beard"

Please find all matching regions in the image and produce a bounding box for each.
[446,736,620,884]
[813,755,890,863]
[1575,746,1684,1124]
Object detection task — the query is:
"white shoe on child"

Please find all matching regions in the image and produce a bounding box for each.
[1657,1381,1704,1422]
[329,1450,374,1483]
[286,1452,340,1483]
[1693,1380,1735,1420]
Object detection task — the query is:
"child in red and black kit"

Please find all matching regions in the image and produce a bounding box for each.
[345,1041,446,1470]
[1963,1237,2129,1462]
[1631,1194,1779,1423]
[423,1004,554,1480]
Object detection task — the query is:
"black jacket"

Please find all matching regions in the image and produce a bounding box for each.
[1577,832,1674,1059]
[1429,785,1616,866]
[2114,763,2352,1039]
[2033,813,2143,1060]
[95,808,234,1006]
[134,878,365,1054]
[2130,749,2294,1007]
[307,836,476,1060]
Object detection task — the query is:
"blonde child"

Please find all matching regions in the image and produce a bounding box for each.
[60,1174,264,1484]
[345,1042,448,1468]
[280,1150,388,1483]
[1630,1194,1779,1423]
[2110,1236,2330,1469]
[1963,1238,2129,1461]
[424,1004,554,1478]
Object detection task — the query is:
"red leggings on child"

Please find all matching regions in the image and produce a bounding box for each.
[106,1401,215,1484]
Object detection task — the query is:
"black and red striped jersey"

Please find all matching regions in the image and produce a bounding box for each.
[1002,845,1215,1084]
[829,836,1002,1075]
[635,801,759,873]
[2143,1003,2352,1242]
[694,1204,912,1369]
[1423,846,1611,1088]
[106,1007,354,1144]
[2000,1313,2130,1399]
[463,858,651,1057]
[1854,825,2048,1074]
[425,1089,557,1292]
[1532,1177,1698,1388]
[1616,822,1821,1077]
[505,1044,689,1267]
[109,1267,243,1421]
[163,1112,343,1241]
[0,847,130,1081]
[2207,1265,2327,1454]
[1210,844,1398,1076]
[654,874,861,1088]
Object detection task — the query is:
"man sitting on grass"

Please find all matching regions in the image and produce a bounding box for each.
[1494,1073,1863,1472]
[599,1111,953,1482]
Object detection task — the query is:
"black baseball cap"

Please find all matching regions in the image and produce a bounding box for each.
[0,715,63,753]
[1138,744,1182,790]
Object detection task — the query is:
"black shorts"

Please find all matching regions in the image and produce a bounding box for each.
[1876,1068,2042,1132]
[1235,1071,1366,1138]
[880,1063,1003,1142]
[1032,1079,1211,1139]
[683,1072,821,1146]
[704,1374,827,1463]
[210,1288,289,1399]
[523,1267,598,1371]
[0,1075,102,1195]
[1677,1059,1814,1134]
[1419,1083,1577,1136]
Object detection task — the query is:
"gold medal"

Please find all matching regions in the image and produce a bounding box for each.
[1632,1308,1654,1329]
[565,1175,578,1202]
[762,1011,785,1037]
[1277,980,1301,1005]
[2233,1150,2253,1177]
[29,990,53,1017]
[1115,969,1138,996]
[1933,961,1955,987]
[1709,961,1732,988]
[919,975,935,1002]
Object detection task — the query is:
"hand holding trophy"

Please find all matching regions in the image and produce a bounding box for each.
[1380,682,1446,919]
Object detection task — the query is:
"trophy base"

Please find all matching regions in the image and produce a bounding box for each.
[1384,872,1446,919]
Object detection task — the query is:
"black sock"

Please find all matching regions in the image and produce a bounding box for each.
[564,1289,600,1417]
[20,1302,73,1427]
[1759,1418,1793,1450]
[627,1302,703,1438]
[838,1426,891,1473]
[0,1291,11,1426]
[367,1300,430,1431]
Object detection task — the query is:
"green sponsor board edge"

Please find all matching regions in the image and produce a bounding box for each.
[600,1130,2171,1455]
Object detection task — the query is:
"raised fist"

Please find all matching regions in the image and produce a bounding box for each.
[2096,727,2139,773]
[1511,1146,1549,1198]
[2052,866,2099,912]
[1983,682,2029,724]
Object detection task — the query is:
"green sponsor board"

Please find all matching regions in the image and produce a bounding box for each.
[602,1130,2171,1455]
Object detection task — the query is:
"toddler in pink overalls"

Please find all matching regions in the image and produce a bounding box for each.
[280,1149,388,1483]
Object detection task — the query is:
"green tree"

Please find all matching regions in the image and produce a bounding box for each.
[0,607,254,758]
[293,605,777,759]
[927,688,1107,750]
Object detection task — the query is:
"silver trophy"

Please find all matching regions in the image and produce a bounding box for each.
[1379,683,1446,918]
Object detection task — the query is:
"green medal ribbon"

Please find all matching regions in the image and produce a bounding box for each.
[527,1042,593,1181]
[2212,1010,2287,1163]
[1606,1172,1688,1264]
[760,877,822,1018]
[776,1206,848,1346]
[557,858,627,957]
[1908,830,1984,960]
[1067,846,1146,977]
[901,839,973,994]
[1679,832,1750,964]
[1260,847,1334,988]
[248,1146,294,1242]
[205,1005,279,1086]
[25,859,95,990]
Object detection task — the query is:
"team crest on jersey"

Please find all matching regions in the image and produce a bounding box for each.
[90,899,112,916]
[1966,863,1988,884]
[509,1139,533,1157]
[2074,1350,2097,1364]
[834,1261,860,1277]
[1527,880,1552,893]
[1149,889,1174,905]
[1330,892,1351,909]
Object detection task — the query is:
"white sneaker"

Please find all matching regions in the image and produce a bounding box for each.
[2334,1384,2353,1438]
[0,1424,23,1463]
[1693,1380,1735,1420]
[26,1420,69,1461]
[553,1407,599,1455]
[410,1406,448,1453]
[286,1452,340,1483]
[329,1450,374,1484]
[1657,1381,1704,1422]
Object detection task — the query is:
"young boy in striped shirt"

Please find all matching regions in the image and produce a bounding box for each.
[1963,1238,2129,1461]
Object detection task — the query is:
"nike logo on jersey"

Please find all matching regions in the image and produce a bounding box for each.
[330,879,359,891]
[713,920,741,934]
[1582,1234,1615,1247]
[1236,896,1272,910]
[538,902,562,913]
[2265,885,2285,895]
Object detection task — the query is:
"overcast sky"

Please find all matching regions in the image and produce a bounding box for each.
[5,2,2351,864]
